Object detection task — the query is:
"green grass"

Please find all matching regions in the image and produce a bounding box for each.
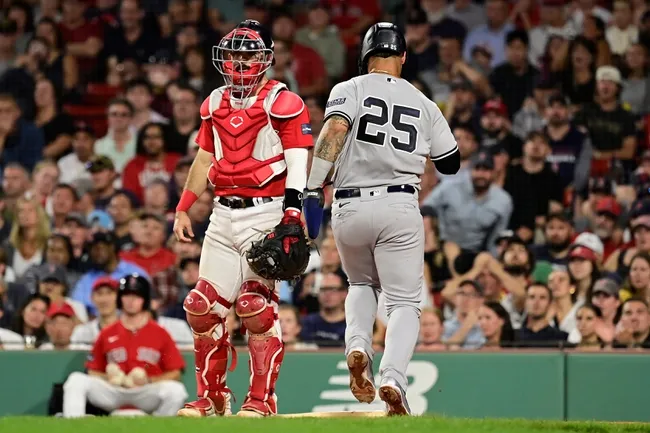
[0,416,648,433]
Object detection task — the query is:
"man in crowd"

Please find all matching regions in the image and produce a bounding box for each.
[300,272,348,346]
[57,123,95,185]
[517,283,568,346]
[442,280,485,348]
[533,211,575,265]
[119,213,176,276]
[614,298,650,348]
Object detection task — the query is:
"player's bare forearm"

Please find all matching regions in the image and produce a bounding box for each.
[150,370,182,383]
[183,148,212,197]
[314,115,350,163]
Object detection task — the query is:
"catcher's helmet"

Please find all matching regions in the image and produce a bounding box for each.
[213,19,275,99]
[358,22,406,75]
[116,274,151,311]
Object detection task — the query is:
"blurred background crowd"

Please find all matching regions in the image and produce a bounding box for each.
[0,0,649,354]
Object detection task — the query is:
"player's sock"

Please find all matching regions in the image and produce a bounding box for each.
[379,304,420,391]
[344,285,378,359]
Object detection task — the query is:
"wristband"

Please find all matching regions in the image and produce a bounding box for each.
[176,190,199,212]
[283,188,303,212]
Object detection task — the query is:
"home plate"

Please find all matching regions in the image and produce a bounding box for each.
[277,411,386,418]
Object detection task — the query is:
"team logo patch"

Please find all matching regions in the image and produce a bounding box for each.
[301,123,312,135]
[326,98,346,108]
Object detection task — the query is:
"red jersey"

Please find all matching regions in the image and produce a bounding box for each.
[321,0,381,45]
[122,153,182,203]
[86,319,185,377]
[120,247,177,276]
[196,81,313,198]
[291,44,327,91]
[59,19,103,75]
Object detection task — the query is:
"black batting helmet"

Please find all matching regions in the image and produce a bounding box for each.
[358,22,407,75]
[116,274,151,311]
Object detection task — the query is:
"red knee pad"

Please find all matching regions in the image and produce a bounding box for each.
[235,280,276,334]
[184,279,233,334]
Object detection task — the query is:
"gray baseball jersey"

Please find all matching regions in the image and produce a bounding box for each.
[323,73,458,189]
[324,72,457,394]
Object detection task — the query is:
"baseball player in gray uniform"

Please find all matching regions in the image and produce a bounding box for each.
[303,22,460,415]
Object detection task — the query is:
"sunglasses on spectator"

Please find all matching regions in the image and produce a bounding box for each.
[109,111,131,118]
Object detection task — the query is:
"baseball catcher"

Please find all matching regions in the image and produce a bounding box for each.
[172,19,313,417]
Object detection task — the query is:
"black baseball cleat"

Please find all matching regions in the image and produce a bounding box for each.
[346,348,376,403]
[378,378,411,416]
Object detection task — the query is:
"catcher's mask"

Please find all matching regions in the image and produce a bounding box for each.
[212,20,275,100]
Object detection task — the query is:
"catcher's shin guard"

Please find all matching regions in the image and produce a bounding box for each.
[178,279,237,417]
[235,280,284,417]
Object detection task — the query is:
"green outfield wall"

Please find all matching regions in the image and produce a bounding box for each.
[0,350,648,421]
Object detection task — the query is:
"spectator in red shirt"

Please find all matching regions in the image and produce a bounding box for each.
[122,123,181,203]
[320,0,381,47]
[59,0,104,79]
[62,275,187,417]
[271,14,328,97]
[120,212,176,276]
[591,197,624,262]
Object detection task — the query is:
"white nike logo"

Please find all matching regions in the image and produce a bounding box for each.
[108,336,118,343]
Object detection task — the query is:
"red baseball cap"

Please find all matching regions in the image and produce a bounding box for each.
[595,197,622,218]
[568,246,598,262]
[482,100,508,117]
[47,302,75,319]
[92,276,119,292]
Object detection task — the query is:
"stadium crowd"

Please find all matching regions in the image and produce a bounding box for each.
[0,0,649,357]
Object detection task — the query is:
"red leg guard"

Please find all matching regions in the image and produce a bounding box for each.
[235,280,284,416]
[179,279,237,417]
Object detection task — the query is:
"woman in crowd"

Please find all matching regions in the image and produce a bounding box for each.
[568,245,601,303]
[582,14,612,67]
[34,18,78,94]
[561,37,597,108]
[415,307,446,351]
[605,215,650,277]
[478,302,515,348]
[10,293,50,349]
[33,77,75,159]
[547,267,582,337]
[4,194,52,277]
[621,43,650,115]
[622,252,650,303]
[573,304,610,350]
[21,234,82,293]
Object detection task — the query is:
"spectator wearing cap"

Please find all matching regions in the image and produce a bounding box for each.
[36,264,88,323]
[40,302,76,350]
[534,211,575,265]
[613,297,650,348]
[447,0,486,30]
[504,131,563,242]
[57,122,96,185]
[572,275,621,344]
[480,99,524,160]
[402,7,439,82]
[622,251,650,303]
[620,43,650,115]
[567,232,604,302]
[547,266,582,337]
[10,292,50,349]
[49,184,78,231]
[424,150,513,258]
[579,177,615,229]
[294,4,346,82]
[605,205,650,275]
[528,0,578,67]
[517,282,568,347]
[120,212,176,276]
[122,122,181,204]
[543,93,592,193]
[3,194,51,278]
[33,77,75,160]
[574,66,637,178]
[489,30,540,119]
[107,191,137,251]
[86,155,117,211]
[442,280,486,349]
[463,0,514,68]
[95,99,137,174]
[60,212,90,261]
[103,0,159,71]
[125,79,169,132]
[512,80,556,140]
[71,231,148,316]
[0,93,45,174]
[445,76,482,137]
[69,277,119,349]
[59,0,104,79]
[271,14,328,97]
[588,197,624,262]
[166,84,200,155]
[606,0,638,56]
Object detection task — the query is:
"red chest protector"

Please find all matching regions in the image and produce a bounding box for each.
[208,80,286,190]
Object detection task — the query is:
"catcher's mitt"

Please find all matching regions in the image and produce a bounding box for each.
[247,221,310,281]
